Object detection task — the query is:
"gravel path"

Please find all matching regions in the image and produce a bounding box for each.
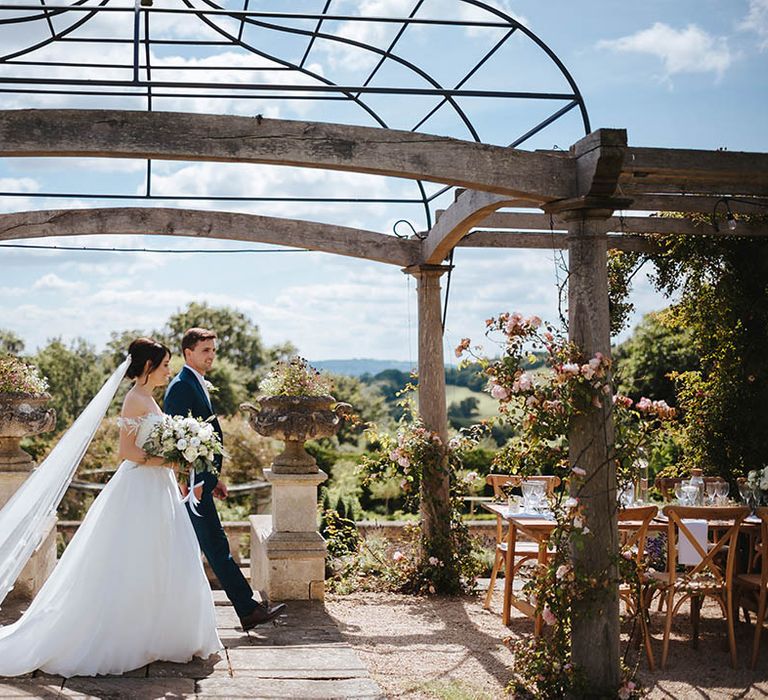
[326,590,768,699]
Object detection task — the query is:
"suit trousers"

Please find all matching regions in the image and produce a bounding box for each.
[186,471,258,619]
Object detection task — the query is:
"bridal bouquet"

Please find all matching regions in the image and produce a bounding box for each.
[142,414,223,477]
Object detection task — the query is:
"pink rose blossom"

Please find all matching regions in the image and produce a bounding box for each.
[556,564,570,580]
[636,397,653,412]
[517,372,533,391]
[564,497,578,509]
[490,383,509,400]
[542,606,557,626]
[392,550,404,562]
[527,315,542,329]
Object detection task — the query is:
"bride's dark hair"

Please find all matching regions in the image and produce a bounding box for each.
[126,338,171,382]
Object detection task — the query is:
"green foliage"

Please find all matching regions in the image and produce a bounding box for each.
[613,311,698,406]
[163,301,294,371]
[325,373,391,444]
[0,328,24,354]
[642,218,768,480]
[32,338,108,426]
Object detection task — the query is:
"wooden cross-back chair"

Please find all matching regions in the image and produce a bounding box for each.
[618,505,659,670]
[483,474,561,611]
[652,505,750,669]
[736,507,768,669]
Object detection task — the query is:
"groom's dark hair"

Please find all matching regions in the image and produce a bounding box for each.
[181,327,217,358]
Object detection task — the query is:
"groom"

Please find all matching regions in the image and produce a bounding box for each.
[164,327,285,630]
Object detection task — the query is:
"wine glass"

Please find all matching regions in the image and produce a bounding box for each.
[681,484,699,506]
[715,481,729,505]
[705,481,718,505]
[674,480,688,504]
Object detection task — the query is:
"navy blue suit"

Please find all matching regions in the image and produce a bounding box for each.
[164,366,258,619]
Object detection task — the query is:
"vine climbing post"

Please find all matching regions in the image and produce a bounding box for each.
[403,264,453,571]
[545,129,631,694]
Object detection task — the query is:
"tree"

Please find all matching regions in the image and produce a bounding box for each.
[0,329,24,354]
[613,311,698,406]
[626,216,768,482]
[163,302,294,372]
[33,338,107,427]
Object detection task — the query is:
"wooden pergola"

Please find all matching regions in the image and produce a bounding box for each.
[1,107,767,690]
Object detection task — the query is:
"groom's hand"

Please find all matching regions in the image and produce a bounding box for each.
[213,479,228,500]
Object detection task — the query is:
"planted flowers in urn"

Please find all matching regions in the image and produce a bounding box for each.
[0,355,56,470]
[240,357,352,474]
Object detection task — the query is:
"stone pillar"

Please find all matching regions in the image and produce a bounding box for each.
[253,469,328,601]
[242,396,348,601]
[402,264,451,566]
[0,393,57,600]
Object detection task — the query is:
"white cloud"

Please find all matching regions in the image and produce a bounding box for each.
[147,160,418,229]
[740,0,768,50]
[32,272,88,294]
[598,23,733,79]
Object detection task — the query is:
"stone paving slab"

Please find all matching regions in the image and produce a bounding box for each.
[0,680,63,698]
[0,597,384,699]
[195,676,384,698]
[61,677,196,698]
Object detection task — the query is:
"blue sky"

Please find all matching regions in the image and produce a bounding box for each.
[0,0,766,363]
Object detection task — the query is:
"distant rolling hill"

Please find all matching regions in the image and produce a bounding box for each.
[312,359,421,377]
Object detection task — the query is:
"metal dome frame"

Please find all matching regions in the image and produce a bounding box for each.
[0,0,591,229]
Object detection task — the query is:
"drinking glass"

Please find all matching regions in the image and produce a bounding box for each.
[715,481,729,505]
[681,484,699,506]
[674,480,688,504]
[705,481,718,505]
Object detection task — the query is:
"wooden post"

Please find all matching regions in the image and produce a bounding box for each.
[563,207,619,692]
[403,264,452,573]
[542,130,630,693]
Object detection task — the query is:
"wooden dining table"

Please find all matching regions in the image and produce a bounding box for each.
[481,502,560,630]
[479,502,762,628]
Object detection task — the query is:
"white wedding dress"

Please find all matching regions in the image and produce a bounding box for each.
[0,414,222,677]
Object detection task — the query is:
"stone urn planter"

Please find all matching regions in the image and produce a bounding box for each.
[0,393,56,471]
[240,395,352,474]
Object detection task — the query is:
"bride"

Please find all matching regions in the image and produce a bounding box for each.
[0,337,221,677]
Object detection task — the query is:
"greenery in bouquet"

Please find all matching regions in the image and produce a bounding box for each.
[0,355,49,395]
[258,356,334,397]
[457,312,671,699]
[142,414,224,476]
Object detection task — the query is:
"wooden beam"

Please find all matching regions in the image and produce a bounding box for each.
[420,190,523,264]
[618,176,768,197]
[0,207,419,266]
[473,212,768,237]
[459,231,656,252]
[0,110,574,200]
[617,194,768,214]
[624,146,768,182]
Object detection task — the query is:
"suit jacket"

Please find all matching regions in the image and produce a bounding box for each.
[163,366,223,487]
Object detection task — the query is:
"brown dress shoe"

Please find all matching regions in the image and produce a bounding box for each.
[239,603,286,631]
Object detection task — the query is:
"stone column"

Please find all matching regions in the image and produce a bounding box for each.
[402,264,451,565]
[0,394,57,600]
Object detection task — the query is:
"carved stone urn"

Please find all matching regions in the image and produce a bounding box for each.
[0,392,56,600]
[240,395,352,474]
[0,393,56,472]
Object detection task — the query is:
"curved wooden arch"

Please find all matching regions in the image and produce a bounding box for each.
[0,207,420,267]
[0,110,573,201]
